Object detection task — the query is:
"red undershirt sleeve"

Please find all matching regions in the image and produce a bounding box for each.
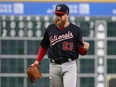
[78,47,88,56]
[36,46,48,62]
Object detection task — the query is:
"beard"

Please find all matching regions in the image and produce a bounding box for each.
[54,17,66,27]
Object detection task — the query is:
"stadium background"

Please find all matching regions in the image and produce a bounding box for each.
[0,0,116,87]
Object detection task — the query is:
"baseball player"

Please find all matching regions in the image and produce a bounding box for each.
[31,4,89,87]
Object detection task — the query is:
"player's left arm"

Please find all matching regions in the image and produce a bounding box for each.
[78,40,90,55]
[75,27,90,55]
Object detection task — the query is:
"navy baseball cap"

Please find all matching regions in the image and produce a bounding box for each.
[54,4,69,15]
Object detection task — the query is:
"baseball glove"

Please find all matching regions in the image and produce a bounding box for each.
[27,64,42,83]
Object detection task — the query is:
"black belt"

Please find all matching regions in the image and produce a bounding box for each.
[50,57,74,64]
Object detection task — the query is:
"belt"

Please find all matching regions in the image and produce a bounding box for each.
[50,57,74,64]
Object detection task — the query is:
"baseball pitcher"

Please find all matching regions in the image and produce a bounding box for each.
[27,4,89,87]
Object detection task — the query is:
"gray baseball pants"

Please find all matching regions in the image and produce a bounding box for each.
[49,60,77,87]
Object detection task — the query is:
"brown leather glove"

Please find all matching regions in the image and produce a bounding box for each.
[27,63,42,83]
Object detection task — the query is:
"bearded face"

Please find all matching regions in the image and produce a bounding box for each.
[54,14,67,27]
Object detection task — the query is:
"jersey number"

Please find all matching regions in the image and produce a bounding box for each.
[63,42,73,51]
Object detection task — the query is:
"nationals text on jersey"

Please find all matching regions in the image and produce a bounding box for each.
[50,31,73,45]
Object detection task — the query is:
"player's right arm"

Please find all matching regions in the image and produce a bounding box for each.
[33,46,48,65]
[32,27,50,65]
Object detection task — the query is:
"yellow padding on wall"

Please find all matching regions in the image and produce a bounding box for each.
[0,0,116,2]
